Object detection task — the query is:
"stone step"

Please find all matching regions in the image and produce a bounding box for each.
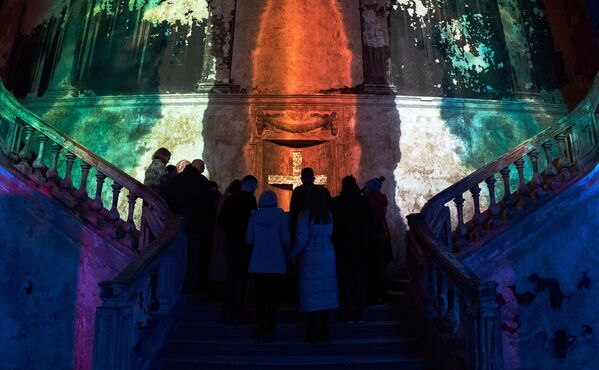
[161,336,417,357]
[171,320,412,340]
[156,353,426,370]
[181,304,405,323]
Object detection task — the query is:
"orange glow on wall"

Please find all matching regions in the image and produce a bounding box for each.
[252,0,355,94]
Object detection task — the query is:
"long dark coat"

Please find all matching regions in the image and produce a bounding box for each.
[331,191,373,268]
[217,191,257,281]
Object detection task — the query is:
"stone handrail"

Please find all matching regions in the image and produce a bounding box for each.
[0,79,171,251]
[406,72,599,370]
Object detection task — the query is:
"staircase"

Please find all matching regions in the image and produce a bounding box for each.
[406,72,599,370]
[152,279,431,370]
[0,79,187,370]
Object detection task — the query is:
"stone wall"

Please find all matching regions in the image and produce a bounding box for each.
[0,165,133,370]
[464,163,599,370]
[23,94,567,265]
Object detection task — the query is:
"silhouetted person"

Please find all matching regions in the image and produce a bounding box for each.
[166,159,213,292]
[288,186,339,342]
[218,175,258,324]
[210,180,242,284]
[175,159,191,173]
[332,175,373,323]
[166,164,177,179]
[289,167,315,240]
[246,190,290,341]
[364,176,392,305]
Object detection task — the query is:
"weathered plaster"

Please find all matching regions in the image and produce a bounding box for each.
[464,163,599,370]
[0,166,132,370]
[23,94,566,264]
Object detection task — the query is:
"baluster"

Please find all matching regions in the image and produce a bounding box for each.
[9,118,24,162]
[124,193,139,251]
[60,151,77,191]
[425,264,438,320]
[31,133,48,185]
[45,143,62,186]
[499,166,515,218]
[528,149,545,198]
[554,132,571,179]
[3,118,19,160]
[75,162,92,200]
[108,182,123,223]
[453,194,468,251]
[15,124,34,175]
[445,286,461,336]
[91,172,107,227]
[484,175,501,224]
[469,185,484,241]
[91,172,107,209]
[541,141,557,189]
[436,274,449,322]
[513,157,529,207]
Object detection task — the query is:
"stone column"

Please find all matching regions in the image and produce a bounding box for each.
[44,0,86,98]
[197,0,237,93]
[359,0,397,94]
[496,0,540,99]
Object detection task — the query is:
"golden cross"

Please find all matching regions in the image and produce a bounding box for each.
[268,151,327,189]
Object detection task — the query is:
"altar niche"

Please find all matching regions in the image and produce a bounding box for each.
[249,106,348,211]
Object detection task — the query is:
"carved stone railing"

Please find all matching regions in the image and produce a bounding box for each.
[0,79,171,252]
[0,80,187,370]
[93,217,187,370]
[406,72,599,370]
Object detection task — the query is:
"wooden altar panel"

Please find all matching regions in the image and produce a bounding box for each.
[262,140,332,211]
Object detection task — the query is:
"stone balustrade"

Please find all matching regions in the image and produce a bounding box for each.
[0,79,187,370]
[406,71,599,370]
[0,79,172,252]
[421,72,599,255]
[93,218,187,370]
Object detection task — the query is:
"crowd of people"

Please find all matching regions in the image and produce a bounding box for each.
[144,148,393,343]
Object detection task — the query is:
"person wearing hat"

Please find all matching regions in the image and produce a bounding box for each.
[364,176,392,305]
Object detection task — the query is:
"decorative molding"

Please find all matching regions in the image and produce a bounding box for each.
[255,110,338,136]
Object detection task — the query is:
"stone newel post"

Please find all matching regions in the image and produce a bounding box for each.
[359,0,397,94]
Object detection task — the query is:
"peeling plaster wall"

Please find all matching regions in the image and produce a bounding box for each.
[464,164,599,370]
[23,95,566,264]
[0,166,132,370]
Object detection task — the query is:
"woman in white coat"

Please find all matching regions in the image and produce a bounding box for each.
[288,186,339,342]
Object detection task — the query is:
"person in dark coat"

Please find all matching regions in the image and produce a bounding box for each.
[289,167,315,240]
[218,175,258,324]
[364,177,393,305]
[332,175,373,323]
[288,186,339,342]
[166,159,214,292]
[246,190,290,340]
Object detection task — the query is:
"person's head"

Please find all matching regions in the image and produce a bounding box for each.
[304,186,330,224]
[152,148,171,165]
[191,159,205,173]
[365,176,385,195]
[166,165,177,178]
[341,175,361,196]
[300,167,315,185]
[241,175,258,193]
[258,190,278,208]
[225,179,242,195]
[175,159,191,173]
